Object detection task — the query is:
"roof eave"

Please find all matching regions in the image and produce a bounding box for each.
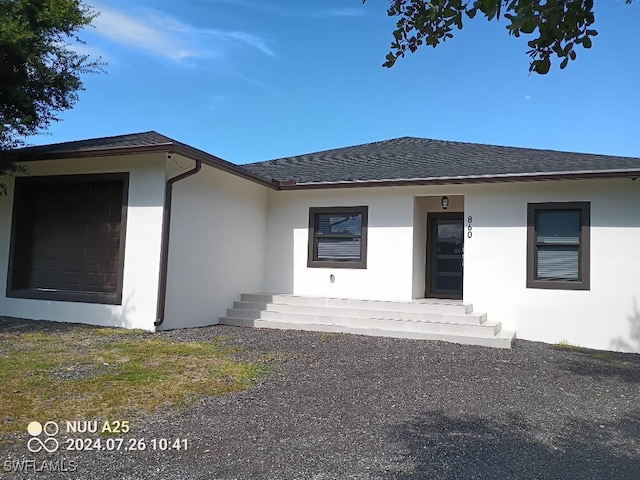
[7,142,277,190]
[273,169,640,190]
[6,143,174,162]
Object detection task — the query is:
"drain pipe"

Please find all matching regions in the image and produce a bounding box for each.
[155,158,202,327]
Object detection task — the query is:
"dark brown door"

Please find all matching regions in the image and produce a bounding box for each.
[426,213,464,299]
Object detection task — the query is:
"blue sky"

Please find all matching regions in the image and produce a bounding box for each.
[33,0,640,163]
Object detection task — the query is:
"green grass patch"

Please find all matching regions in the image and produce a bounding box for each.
[555,339,584,351]
[318,331,343,341]
[0,326,272,437]
[554,340,616,362]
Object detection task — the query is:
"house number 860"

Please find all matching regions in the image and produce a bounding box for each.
[467,216,472,239]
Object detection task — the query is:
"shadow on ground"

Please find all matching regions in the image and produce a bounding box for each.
[384,410,640,480]
[0,315,83,334]
[559,355,640,383]
[551,330,640,384]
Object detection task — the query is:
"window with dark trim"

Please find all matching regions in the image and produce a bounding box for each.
[308,206,368,269]
[7,173,129,304]
[526,202,590,290]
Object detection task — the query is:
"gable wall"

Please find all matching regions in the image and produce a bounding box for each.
[0,154,167,331]
[162,156,268,329]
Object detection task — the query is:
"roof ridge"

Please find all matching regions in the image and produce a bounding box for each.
[249,136,640,167]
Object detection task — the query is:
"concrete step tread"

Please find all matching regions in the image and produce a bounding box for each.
[220,314,504,335]
[227,308,495,326]
[231,305,485,324]
[218,317,514,349]
[263,303,486,322]
[253,309,496,327]
[240,293,474,314]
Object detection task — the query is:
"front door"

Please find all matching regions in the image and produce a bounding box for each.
[426,213,464,299]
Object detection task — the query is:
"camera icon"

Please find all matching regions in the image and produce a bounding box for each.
[27,421,60,453]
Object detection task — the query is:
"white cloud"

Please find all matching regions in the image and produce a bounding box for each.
[91,5,275,62]
[524,95,532,101]
[324,8,367,17]
[206,30,276,57]
[92,7,198,61]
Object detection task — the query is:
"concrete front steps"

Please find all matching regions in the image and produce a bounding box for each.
[219,294,516,349]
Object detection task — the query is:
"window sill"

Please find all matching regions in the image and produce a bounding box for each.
[526,280,590,291]
[307,260,367,269]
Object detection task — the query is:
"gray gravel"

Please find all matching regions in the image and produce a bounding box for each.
[2,318,639,479]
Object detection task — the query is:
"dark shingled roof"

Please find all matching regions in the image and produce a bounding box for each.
[9,131,175,157]
[240,137,640,186]
[6,133,640,189]
[5,131,274,188]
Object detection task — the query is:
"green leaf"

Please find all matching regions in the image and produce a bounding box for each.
[480,0,499,20]
[520,17,536,34]
[533,57,551,75]
[560,57,569,69]
[0,0,102,153]
[563,42,574,55]
[378,0,629,73]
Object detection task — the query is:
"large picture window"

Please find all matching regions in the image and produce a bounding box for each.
[527,202,590,290]
[7,173,129,304]
[308,206,368,268]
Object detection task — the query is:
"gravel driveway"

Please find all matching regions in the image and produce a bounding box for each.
[2,322,639,479]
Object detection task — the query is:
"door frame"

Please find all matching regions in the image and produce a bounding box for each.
[425,212,464,300]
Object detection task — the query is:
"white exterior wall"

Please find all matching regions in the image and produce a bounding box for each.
[464,179,640,353]
[264,179,640,353]
[162,157,268,329]
[4,153,637,353]
[0,154,167,331]
[265,187,431,301]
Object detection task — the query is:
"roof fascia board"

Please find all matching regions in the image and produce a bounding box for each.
[9,143,173,161]
[273,170,640,190]
[9,142,277,190]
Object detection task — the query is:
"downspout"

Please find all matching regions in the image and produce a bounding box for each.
[155,158,202,327]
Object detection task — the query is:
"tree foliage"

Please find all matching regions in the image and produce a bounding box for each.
[365,0,635,74]
[0,0,100,163]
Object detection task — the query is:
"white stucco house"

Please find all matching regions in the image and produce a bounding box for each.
[1,132,639,352]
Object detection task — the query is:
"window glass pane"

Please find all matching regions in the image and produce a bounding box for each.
[537,246,579,280]
[11,178,124,294]
[536,210,580,244]
[437,258,462,273]
[437,222,463,241]
[435,273,462,292]
[317,214,362,236]
[317,238,361,260]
